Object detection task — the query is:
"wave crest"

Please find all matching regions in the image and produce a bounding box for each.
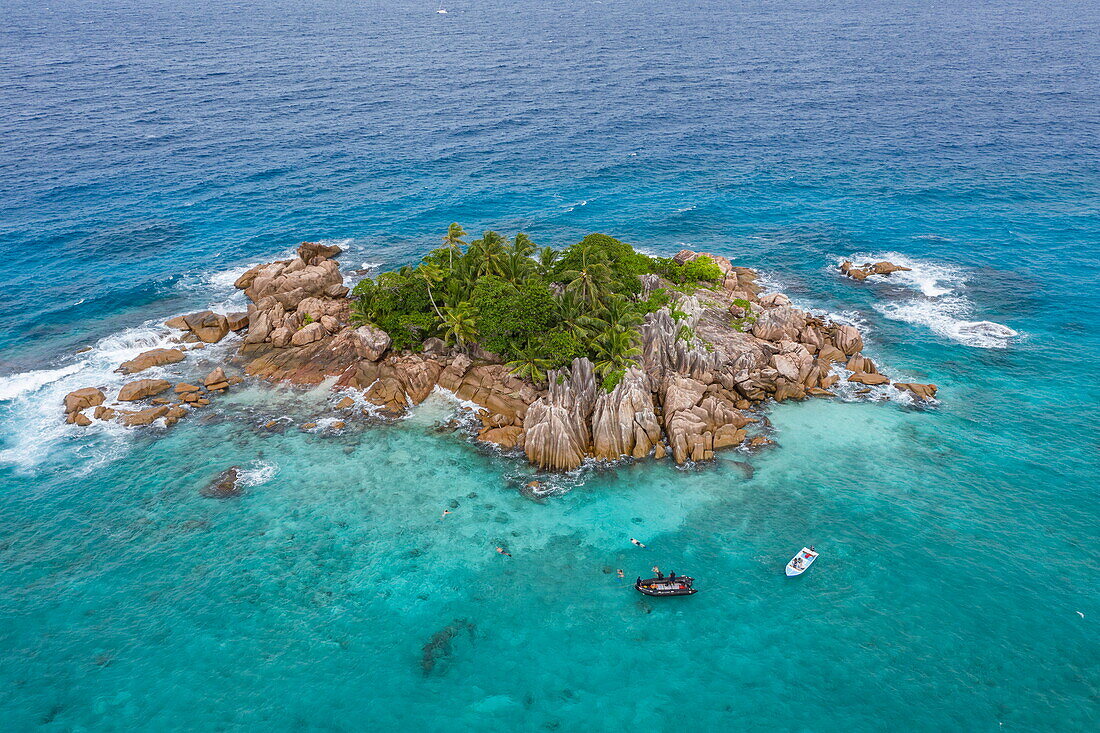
[839,251,1018,349]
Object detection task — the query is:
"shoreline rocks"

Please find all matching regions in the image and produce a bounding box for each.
[839,260,912,281]
[60,243,939,469]
[118,348,185,375]
[118,379,172,402]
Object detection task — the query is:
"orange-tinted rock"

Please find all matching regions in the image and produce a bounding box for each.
[118,379,172,401]
[93,405,117,420]
[64,387,105,413]
[478,425,525,450]
[894,382,938,400]
[67,411,92,426]
[848,372,890,386]
[204,367,229,390]
[118,405,170,426]
[226,312,249,331]
[182,311,230,343]
[118,348,185,375]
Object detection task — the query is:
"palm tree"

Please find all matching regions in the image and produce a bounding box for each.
[599,295,643,331]
[440,301,478,352]
[511,232,536,257]
[592,328,641,375]
[560,246,612,305]
[506,346,553,385]
[500,250,534,284]
[470,230,507,277]
[416,262,447,321]
[536,246,560,277]
[442,223,467,269]
[556,290,585,322]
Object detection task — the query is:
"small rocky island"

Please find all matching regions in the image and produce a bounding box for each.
[63,230,937,471]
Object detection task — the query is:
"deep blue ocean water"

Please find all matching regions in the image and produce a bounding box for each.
[1,0,1098,729]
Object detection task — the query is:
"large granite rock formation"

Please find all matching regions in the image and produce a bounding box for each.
[204,246,937,468]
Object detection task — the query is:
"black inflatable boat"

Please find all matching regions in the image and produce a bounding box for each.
[634,575,697,597]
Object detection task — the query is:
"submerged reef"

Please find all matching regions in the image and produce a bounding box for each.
[61,231,937,471]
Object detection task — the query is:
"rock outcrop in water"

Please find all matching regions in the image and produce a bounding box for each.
[61,240,938,465]
[118,348,186,375]
[201,466,242,498]
[213,245,938,469]
[839,260,912,281]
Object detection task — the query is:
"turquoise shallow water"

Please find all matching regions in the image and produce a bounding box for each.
[1,0,1098,730]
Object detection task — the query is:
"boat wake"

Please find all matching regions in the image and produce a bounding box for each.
[836,251,1018,349]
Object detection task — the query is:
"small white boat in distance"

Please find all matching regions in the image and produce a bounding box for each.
[785,547,818,577]
[436,3,447,13]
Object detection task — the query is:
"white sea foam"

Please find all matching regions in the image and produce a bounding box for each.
[0,287,243,471]
[0,362,87,402]
[0,238,379,471]
[837,251,1018,349]
[237,459,278,487]
[825,363,936,407]
[875,299,1018,349]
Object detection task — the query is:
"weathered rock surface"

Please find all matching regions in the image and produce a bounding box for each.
[291,321,326,347]
[68,411,92,427]
[848,372,890,386]
[894,382,939,400]
[201,467,242,498]
[78,245,930,461]
[833,325,864,356]
[64,387,105,414]
[182,311,230,343]
[523,359,597,471]
[118,348,185,375]
[118,405,170,426]
[840,260,912,280]
[590,368,662,460]
[204,367,230,391]
[118,379,172,401]
[226,312,249,331]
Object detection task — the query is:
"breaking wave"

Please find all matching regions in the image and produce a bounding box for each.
[0,363,87,402]
[237,459,279,487]
[837,251,1018,349]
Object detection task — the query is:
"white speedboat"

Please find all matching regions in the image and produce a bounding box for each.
[785,547,818,577]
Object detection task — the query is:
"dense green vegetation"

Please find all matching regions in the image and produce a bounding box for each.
[350,226,723,385]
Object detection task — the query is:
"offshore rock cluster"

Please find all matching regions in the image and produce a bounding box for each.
[62,242,937,471]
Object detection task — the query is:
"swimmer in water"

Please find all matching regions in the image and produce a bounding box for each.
[630,538,647,548]
[441,510,451,519]
[496,547,512,557]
